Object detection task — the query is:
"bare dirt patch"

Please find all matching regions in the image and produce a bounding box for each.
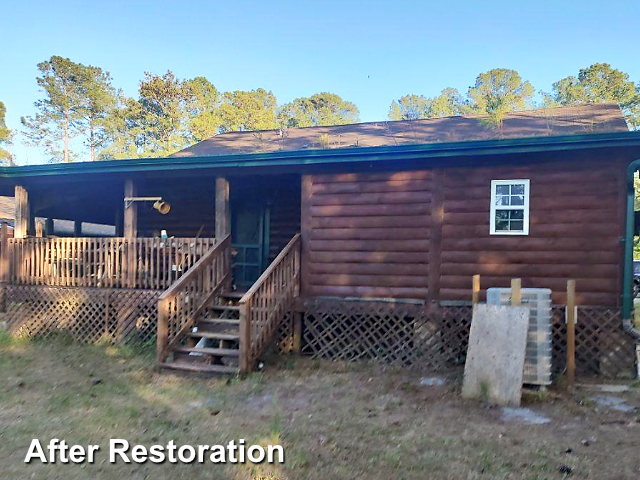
[0,334,639,479]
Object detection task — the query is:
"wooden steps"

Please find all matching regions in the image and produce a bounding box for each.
[159,290,243,376]
[158,233,300,378]
[175,346,240,357]
[198,318,240,326]
[189,331,239,341]
[219,291,244,300]
[210,305,240,312]
[160,361,238,375]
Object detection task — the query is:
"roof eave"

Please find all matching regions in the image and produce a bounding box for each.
[3,131,640,178]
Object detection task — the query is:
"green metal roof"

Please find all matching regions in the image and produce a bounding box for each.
[3,131,640,179]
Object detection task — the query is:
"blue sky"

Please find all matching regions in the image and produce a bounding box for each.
[1,0,639,164]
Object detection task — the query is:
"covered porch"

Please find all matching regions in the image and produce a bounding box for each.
[0,171,302,375]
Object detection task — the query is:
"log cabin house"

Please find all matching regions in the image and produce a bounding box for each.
[0,103,639,377]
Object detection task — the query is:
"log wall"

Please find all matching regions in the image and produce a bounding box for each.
[302,171,432,299]
[439,158,626,306]
[301,155,627,306]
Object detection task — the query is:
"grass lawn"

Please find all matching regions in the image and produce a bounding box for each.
[0,332,639,480]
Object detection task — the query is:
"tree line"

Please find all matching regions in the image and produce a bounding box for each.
[389,65,640,128]
[2,56,360,163]
[0,57,638,164]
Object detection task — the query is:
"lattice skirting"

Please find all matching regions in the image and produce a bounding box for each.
[1,286,636,378]
[275,298,637,378]
[551,306,637,378]
[274,310,295,354]
[0,285,161,345]
[276,299,472,371]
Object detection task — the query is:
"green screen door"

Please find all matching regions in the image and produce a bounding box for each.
[231,202,269,289]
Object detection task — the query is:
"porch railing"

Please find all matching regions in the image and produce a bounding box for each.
[156,235,232,363]
[239,233,300,374]
[5,237,216,290]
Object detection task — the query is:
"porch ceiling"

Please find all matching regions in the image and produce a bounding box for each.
[21,174,219,227]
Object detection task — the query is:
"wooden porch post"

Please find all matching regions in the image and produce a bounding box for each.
[73,220,82,237]
[123,179,138,288]
[0,222,9,283]
[215,177,230,240]
[14,185,29,239]
[124,179,138,239]
[0,222,7,311]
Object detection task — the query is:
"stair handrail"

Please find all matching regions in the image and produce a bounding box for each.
[239,233,301,374]
[156,234,232,363]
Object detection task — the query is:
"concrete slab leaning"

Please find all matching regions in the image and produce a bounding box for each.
[462,304,530,406]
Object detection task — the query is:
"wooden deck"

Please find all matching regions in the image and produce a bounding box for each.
[0,232,303,376]
[0,236,219,348]
[3,237,217,289]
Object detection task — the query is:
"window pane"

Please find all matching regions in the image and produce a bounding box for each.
[510,220,524,231]
[495,195,510,206]
[510,210,524,220]
[511,184,525,195]
[496,210,509,220]
[511,195,525,206]
[495,218,509,231]
[496,185,510,195]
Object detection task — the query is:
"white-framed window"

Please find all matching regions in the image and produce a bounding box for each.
[490,179,530,235]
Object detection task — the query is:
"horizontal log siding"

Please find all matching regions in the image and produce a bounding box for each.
[302,171,432,298]
[301,154,626,306]
[439,158,625,306]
